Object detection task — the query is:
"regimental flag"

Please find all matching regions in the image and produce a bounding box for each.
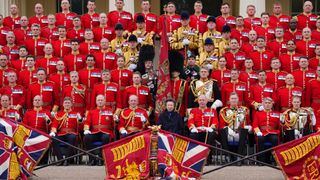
[157,130,210,179]
[273,132,320,180]
[103,130,151,179]
[0,118,51,180]
[155,16,172,117]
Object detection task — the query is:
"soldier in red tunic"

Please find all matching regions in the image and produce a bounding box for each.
[40,14,59,42]
[18,55,37,88]
[24,24,48,57]
[266,58,288,90]
[0,94,21,122]
[50,97,81,166]
[295,1,318,30]
[67,16,85,43]
[243,5,261,30]
[110,55,133,91]
[81,0,100,29]
[306,65,320,112]
[63,39,86,73]
[269,2,290,30]
[28,3,48,28]
[55,0,77,30]
[189,1,208,34]
[279,40,302,73]
[3,4,21,30]
[92,13,114,42]
[216,3,236,32]
[118,94,149,137]
[188,95,218,164]
[107,0,134,33]
[134,0,158,34]
[0,54,16,88]
[84,94,114,166]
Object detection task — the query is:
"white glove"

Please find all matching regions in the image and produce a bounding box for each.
[207,127,214,133]
[258,105,264,111]
[294,129,300,136]
[311,112,316,126]
[256,132,263,136]
[206,64,213,70]
[183,117,188,122]
[190,128,198,133]
[84,130,91,135]
[280,114,285,123]
[51,111,56,118]
[227,127,236,137]
[236,114,245,121]
[113,115,119,122]
[49,132,56,137]
[137,37,144,43]
[141,116,147,123]
[115,48,122,55]
[128,64,137,71]
[244,125,252,132]
[182,38,190,46]
[120,129,128,134]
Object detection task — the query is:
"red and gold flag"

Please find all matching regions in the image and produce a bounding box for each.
[273,132,320,180]
[103,130,151,179]
[155,17,172,116]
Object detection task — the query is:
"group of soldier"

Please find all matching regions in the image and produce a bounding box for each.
[0,0,319,166]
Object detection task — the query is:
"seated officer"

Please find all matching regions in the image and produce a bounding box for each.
[50,97,82,166]
[219,93,251,162]
[253,97,280,163]
[188,95,218,164]
[118,94,149,138]
[84,94,114,166]
[281,96,316,142]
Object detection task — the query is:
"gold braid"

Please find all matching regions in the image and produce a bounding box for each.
[121,109,135,128]
[72,85,85,98]
[220,108,236,127]
[54,113,69,130]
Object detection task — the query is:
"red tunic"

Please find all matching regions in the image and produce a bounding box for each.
[158,14,181,33]
[81,13,100,29]
[266,70,288,90]
[40,27,59,42]
[29,15,48,28]
[230,28,250,45]
[267,40,287,57]
[51,111,79,136]
[51,39,72,58]
[249,50,274,71]
[66,29,85,43]
[296,13,318,30]
[123,85,153,111]
[292,69,317,90]
[24,38,48,57]
[216,15,236,32]
[1,84,25,108]
[188,107,219,130]
[269,15,291,30]
[276,86,304,112]
[110,68,133,91]
[13,28,32,46]
[107,10,134,32]
[84,107,114,136]
[306,78,320,112]
[55,12,77,30]
[92,26,115,42]
[79,41,101,55]
[63,53,86,73]
[0,27,10,46]
[253,110,280,136]
[134,12,158,33]
[93,51,117,70]
[210,69,231,88]
[35,56,60,75]
[189,14,209,34]
[296,40,318,58]
[171,79,189,117]
[309,56,320,70]
[221,80,247,106]
[279,52,302,73]
[18,68,37,88]
[118,107,149,133]
[27,81,59,110]
[244,17,261,30]
[23,108,51,133]
[62,84,87,114]
[223,50,246,70]
[3,16,21,30]
[0,67,16,88]
[248,83,276,106]
[90,82,122,110]
[254,26,275,42]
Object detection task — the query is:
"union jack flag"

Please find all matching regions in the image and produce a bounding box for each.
[157,130,210,179]
[0,118,51,180]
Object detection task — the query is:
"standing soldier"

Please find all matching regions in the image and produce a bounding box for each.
[306,65,320,112]
[169,50,188,117]
[281,96,316,142]
[111,56,133,91]
[292,56,316,91]
[223,38,246,70]
[269,2,291,30]
[216,3,236,32]
[107,0,134,33]
[50,97,81,166]
[36,43,59,75]
[219,93,251,161]
[266,58,288,90]
[124,35,139,71]
[48,60,71,106]
[189,1,208,34]
[81,0,100,29]
[221,69,247,106]
[52,26,72,58]
[93,38,117,71]
[198,38,219,70]
[62,71,87,115]
[91,70,122,114]
[188,95,218,164]
[134,0,158,34]
[1,72,25,113]
[276,74,305,112]
[27,68,59,112]
[79,29,101,55]
[239,58,258,96]
[253,97,280,163]
[211,56,231,88]
[3,4,21,30]
[10,46,28,72]
[118,95,149,137]
[63,39,86,73]
[84,95,114,166]
[78,55,101,108]
[249,36,274,71]
[28,3,48,28]
[40,14,59,42]
[295,27,318,58]
[55,0,77,30]
[25,24,48,57]
[294,1,318,30]
[158,1,181,38]
[93,13,115,42]
[188,67,222,109]
[18,55,37,88]
[123,72,153,115]
[231,16,250,46]
[279,40,302,73]
[0,54,16,88]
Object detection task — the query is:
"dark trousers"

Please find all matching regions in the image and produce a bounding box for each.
[257,134,278,163]
[84,132,110,158]
[189,131,217,146]
[52,134,77,161]
[220,128,248,156]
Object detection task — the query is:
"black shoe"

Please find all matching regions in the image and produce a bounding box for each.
[97,160,103,166]
[63,160,69,166]
[88,160,96,166]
